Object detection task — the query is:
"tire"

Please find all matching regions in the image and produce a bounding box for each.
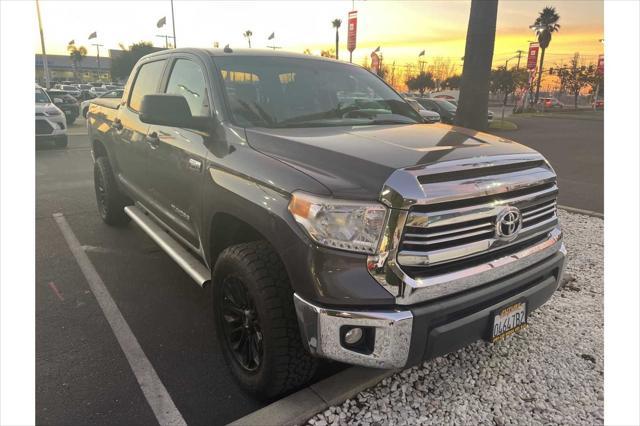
[67,115,76,125]
[94,156,130,226]
[83,107,88,118]
[213,241,317,399]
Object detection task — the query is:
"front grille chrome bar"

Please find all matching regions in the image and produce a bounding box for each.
[369,153,564,305]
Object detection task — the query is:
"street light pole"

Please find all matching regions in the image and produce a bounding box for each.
[36,0,50,89]
[171,0,177,48]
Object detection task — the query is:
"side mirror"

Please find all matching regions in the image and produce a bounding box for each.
[139,94,209,131]
[53,97,63,104]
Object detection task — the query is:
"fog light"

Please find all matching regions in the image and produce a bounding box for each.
[344,327,363,345]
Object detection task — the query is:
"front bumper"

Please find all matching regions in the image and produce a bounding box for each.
[294,244,566,369]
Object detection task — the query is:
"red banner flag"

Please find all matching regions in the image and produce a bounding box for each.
[347,11,358,52]
[527,43,539,71]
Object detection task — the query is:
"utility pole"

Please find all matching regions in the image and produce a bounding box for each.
[515,50,525,70]
[171,0,177,48]
[36,0,50,88]
[91,43,104,80]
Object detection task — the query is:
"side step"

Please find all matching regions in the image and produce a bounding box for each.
[124,205,211,287]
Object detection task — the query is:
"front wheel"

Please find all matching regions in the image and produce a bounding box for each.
[213,241,317,399]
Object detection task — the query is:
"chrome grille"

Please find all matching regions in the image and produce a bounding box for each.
[397,182,558,272]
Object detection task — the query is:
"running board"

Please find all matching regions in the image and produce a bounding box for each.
[124,205,211,287]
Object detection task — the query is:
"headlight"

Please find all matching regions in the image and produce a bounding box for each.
[45,108,62,116]
[288,192,387,254]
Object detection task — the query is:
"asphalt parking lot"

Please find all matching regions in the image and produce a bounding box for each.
[493,113,604,213]
[36,115,603,425]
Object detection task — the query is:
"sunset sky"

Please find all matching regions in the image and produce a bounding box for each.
[35,0,604,69]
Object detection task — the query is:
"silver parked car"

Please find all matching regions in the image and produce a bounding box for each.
[405,97,441,123]
[36,85,68,148]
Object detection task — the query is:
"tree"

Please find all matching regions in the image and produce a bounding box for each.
[554,53,594,109]
[490,67,528,105]
[531,6,561,102]
[332,19,342,60]
[110,41,157,81]
[456,0,499,131]
[67,45,87,82]
[320,48,336,59]
[443,75,462,90]
[406,71,435,95]
[243,30,253,48]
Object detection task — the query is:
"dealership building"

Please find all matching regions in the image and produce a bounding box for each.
[35,52,114,83]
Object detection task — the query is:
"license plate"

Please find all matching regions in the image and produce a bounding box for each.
[490,301,527,343]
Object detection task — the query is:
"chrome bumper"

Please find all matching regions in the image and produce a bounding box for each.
[294,240,566,369]
[293,294,413,368]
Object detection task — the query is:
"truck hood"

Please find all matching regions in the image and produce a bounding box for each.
[245,123,538,200]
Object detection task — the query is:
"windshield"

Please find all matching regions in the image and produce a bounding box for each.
[406,99,425,112]
[92,87,107,92]
[213,56,422,128]
[433,99,457,112]
[35,88,51,103]
[61,85,76,91]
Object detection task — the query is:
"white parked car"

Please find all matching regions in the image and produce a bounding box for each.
[89,86,108,96]
[405,97,441,123]
[81,89,124,118]
[36,85,68,148]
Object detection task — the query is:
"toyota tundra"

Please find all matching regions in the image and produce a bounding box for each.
[87,48,566,398]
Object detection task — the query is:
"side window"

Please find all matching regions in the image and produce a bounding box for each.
[165,59,208,116]
[128,60,166,112]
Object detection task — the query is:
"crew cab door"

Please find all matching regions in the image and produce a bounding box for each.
[112,59,167,200]
[144,56,211,248]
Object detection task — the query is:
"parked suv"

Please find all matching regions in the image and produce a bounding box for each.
[36,85,68,148]
[88,49,566,398]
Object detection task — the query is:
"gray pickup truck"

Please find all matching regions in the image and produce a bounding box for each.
[87,48,566,398]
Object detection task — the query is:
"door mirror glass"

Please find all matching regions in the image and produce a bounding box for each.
[139,94,208,130]
[53,97,63,104]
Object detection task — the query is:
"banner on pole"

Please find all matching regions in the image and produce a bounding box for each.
[527,43,539,71]
[347,11,358,52]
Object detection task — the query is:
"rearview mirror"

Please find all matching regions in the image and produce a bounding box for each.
[139,94,209,131]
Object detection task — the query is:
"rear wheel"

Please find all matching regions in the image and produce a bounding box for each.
[94,156,130,226]
[213,241,317,398]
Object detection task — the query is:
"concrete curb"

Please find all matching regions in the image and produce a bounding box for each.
[558,205,604,219]
[228,367,396,426]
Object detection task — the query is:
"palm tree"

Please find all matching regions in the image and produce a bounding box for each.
[455,0,499,131]
[332,19,341,60]
[243,30,253,48]
[67,45,87,82]
[531,6,560,102]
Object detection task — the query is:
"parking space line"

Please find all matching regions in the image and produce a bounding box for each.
[53,213,187,426]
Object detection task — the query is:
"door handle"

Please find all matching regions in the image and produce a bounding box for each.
[188,158,202,172]
[111,118,123,131]
[146,131,160,149]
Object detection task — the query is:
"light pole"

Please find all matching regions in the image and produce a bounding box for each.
[36,0,50,88]
[171,0,177,48]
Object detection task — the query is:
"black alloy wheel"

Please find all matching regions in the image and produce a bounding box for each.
[221,275,263,372]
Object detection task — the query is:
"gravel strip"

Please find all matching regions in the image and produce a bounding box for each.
[307,210,603,426]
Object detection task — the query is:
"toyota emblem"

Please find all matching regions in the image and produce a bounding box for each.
[496,207,522,241]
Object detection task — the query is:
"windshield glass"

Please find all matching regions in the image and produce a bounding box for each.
[61,85,76,90]
[433,99,457,112]
[35,88,51,103]
[92,87,107,92]
[213,56,421,128]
